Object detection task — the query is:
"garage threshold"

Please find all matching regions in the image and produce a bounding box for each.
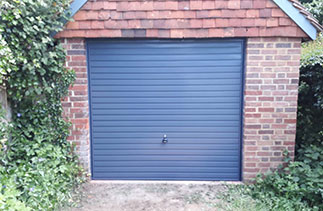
[90,180,243,185]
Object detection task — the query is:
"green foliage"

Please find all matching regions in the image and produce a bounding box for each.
[216,185,271,211]
[302,0,323,25]
[0,178,32,211]
[297,35,323,156]
[0,0,84,210]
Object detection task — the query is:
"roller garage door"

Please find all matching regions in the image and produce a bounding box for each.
[87,39,244,181]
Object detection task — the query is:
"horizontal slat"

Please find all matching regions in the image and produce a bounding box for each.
[93,166,238,173]
[90,60,241,68]
[91,103,240,109]
[93,161,240,167]
[92,144,239,150]
[92,126,239,133]
[90,66,241,73]
[90,85,242,92]
[90,72,241,80]
[91,109,240,116]
[91,91,241,98]
[90,78,241,86]
[91,97,241,104]
[93,149,238,156]
[92,172,240,179]
[92,121,240,127]
[89,54,242,61]
[92,138,239,144]
[93,155,239,162]
[92,115,240,121]
[92,132,239,138]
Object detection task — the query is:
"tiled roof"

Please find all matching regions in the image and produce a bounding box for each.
[55,0,309,38]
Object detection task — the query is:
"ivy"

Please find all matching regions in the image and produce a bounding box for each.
[0,0,84,210]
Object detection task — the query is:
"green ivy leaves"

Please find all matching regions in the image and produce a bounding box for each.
[0,0,84,210]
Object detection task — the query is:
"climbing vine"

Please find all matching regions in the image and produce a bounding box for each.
[0,0,84,210]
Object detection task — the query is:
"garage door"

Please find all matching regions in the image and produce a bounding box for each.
[87,39,244,181]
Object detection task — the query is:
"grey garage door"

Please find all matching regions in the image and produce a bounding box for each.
[87,39,244,181]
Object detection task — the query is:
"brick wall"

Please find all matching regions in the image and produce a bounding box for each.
[61,38,90,170]
[243,37,301,180]
[61,37,302,180]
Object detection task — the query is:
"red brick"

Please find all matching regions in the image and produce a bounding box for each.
[259,97,274,101]
[245,125,261,129]
[215,19,229,27]
[259,108,274,112]
[66,21,79,29]
[202,1,215,9]
[245,91,262,95]
[241,0,253,9]
[91,21,104,29]
[228,1,240,9]
[241,19,255,27]
[184,11,196,18]
[190,1,202,10]
[87,11,99,20]
[215,1,228,8]
[279,18,292,26]
[223,28,234,37]
[170,29,184,38]
[73,11,87,20]
[208,28,224,37]
[208,10,221,17]
[203,19,215,28]
[103,1,116,10]
[91,2,104,10]
[165,1,178,10]
[267,18,278,27]
[284,130,296,135]
[178,1,190,10]
[257,152,272,156]
[221,9,235,18]
[190,19,203,28]
[196,11,209,18]
[229,19,241,27]
[140,1,154,10]
[272,9,286,17]
[146,29,158,37]
[246,9,259,18]
[171,11,184,18]
[153,1,166,10]
[158,29,170,38]
[266,1,277,8]
[259,9,271,17]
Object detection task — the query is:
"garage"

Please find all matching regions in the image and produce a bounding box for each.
[87,39,244,180]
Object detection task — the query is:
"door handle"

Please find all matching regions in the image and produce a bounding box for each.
[162,134,168,144]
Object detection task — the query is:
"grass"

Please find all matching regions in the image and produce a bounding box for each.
[215,185,271,211]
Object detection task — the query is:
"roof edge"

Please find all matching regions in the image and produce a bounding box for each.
[70,0,88,17]
[273,0,317,40]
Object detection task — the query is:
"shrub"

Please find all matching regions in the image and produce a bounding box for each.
[296,35,323,157]
[0,0,84,210]
[301,0,323,25]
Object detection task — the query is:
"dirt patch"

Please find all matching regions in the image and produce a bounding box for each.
[64,182,228,211]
